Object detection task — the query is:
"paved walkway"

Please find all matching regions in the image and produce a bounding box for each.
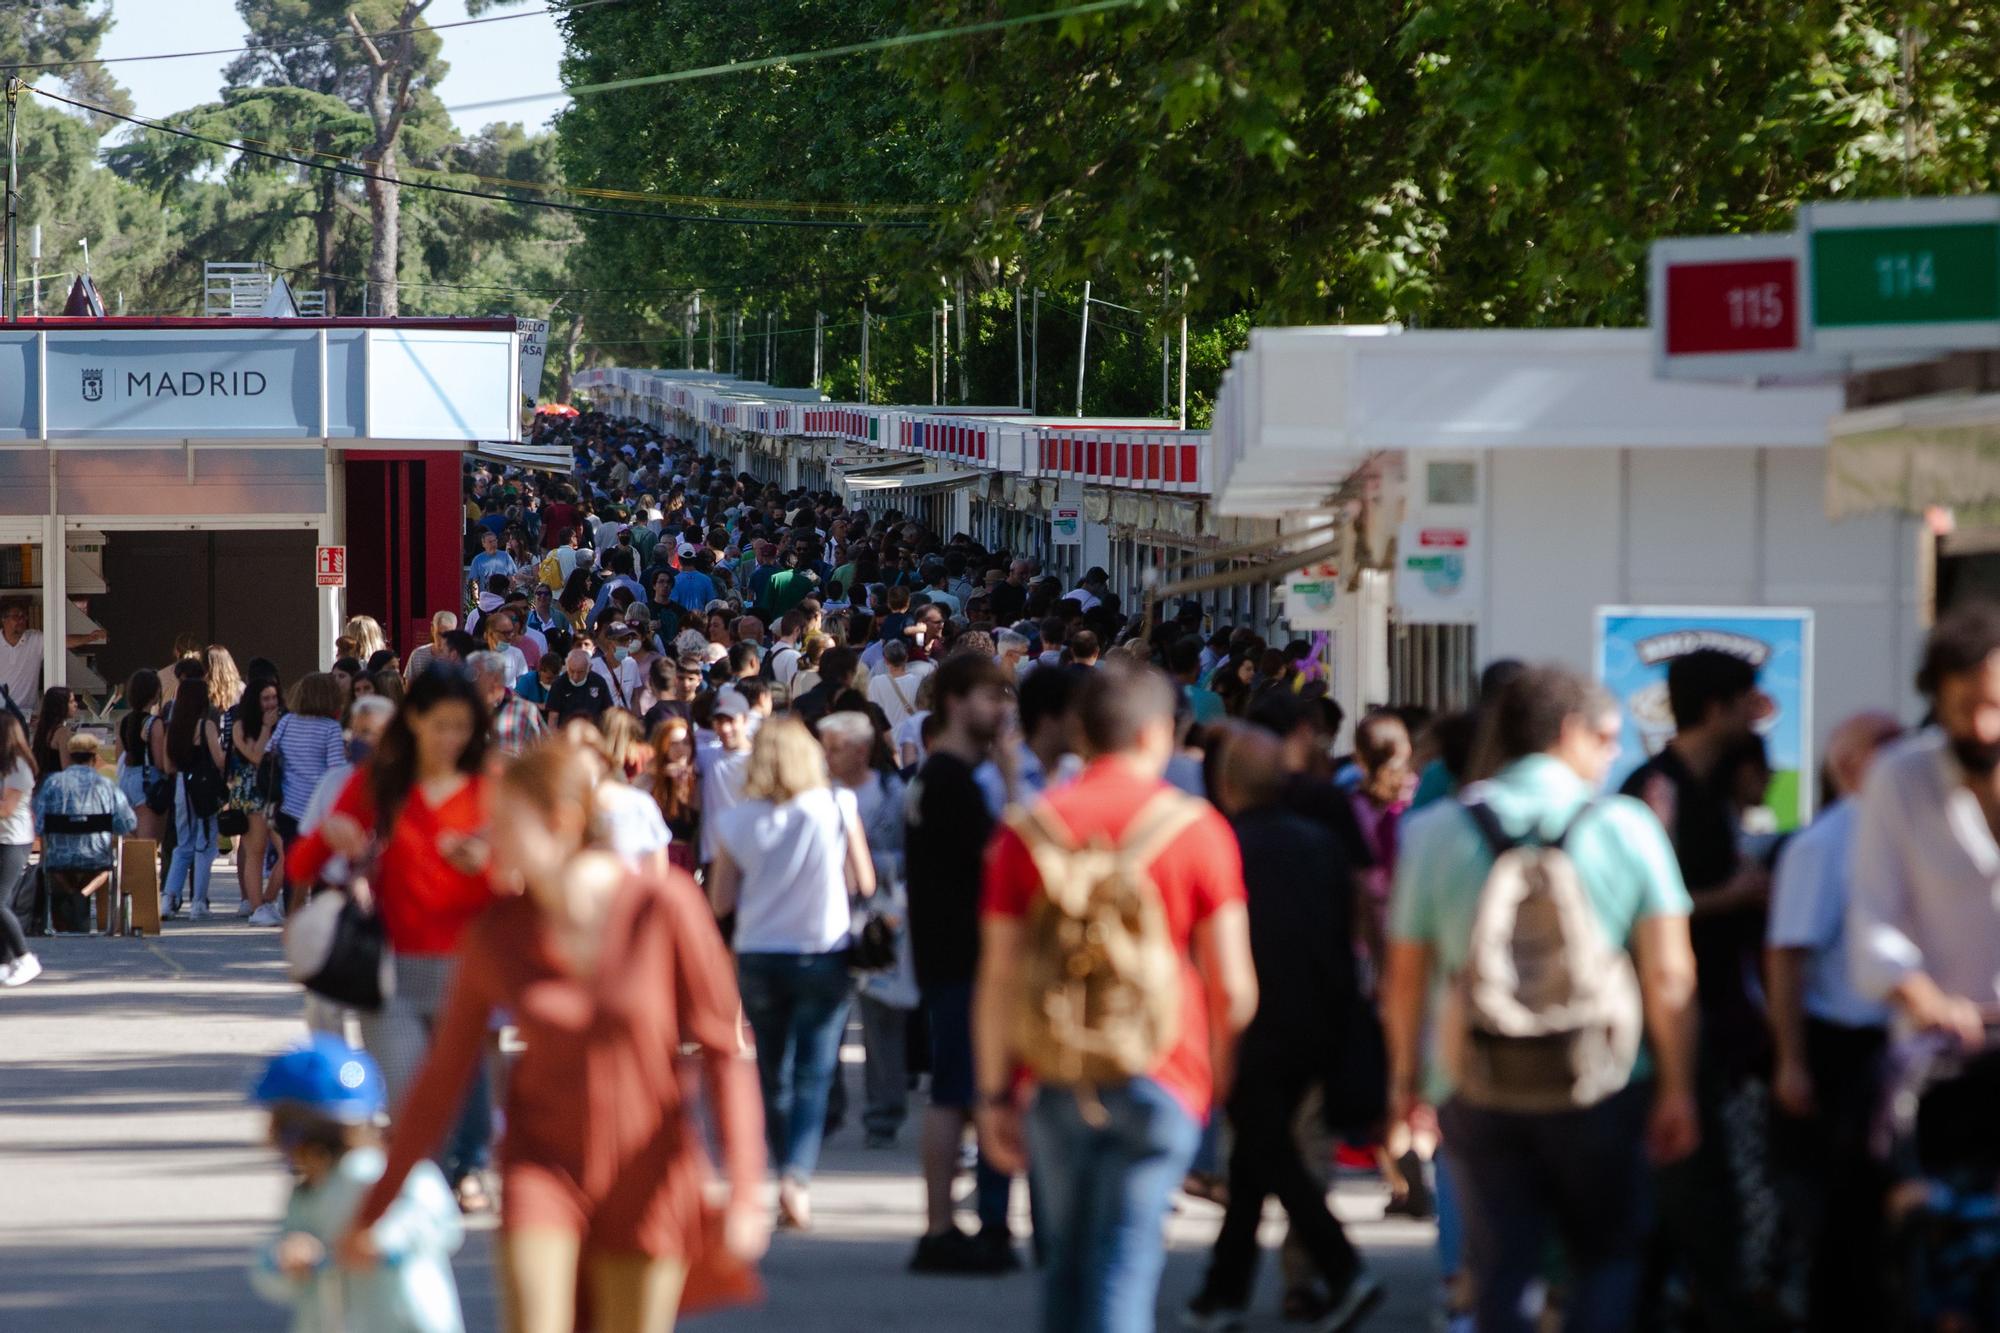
[0,916,1440,1331]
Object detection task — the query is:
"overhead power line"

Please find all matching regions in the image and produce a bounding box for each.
[30,86,926,231]
[446,0,1143,114]
[5,0,628,72]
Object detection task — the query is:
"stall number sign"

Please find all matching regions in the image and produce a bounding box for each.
[1663,257,1801,356]
[1812,223,2000,328]
[315,545,346,588]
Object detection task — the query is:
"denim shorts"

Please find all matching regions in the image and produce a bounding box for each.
[924,979,976,1110]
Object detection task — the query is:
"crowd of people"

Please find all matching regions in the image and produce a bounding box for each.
[18,406,2000,1333]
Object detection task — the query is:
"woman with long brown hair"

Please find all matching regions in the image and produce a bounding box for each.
[338,739,767,1333]
[163,674,227,920]
[289,664,497,1207]
[28,687,75,786]
[228,675,285,924]
[116,669,167,843]
[649,715,700,873]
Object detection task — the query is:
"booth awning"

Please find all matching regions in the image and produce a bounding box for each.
[474,441,573,473]
[845,467,985,498]
[1827,392,2000,518]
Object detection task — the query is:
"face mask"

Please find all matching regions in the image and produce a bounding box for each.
[615,646,633,662]
[346,738,373,765]
[1951,735,2000,776]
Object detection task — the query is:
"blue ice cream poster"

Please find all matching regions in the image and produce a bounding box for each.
[1595,607,1814,831]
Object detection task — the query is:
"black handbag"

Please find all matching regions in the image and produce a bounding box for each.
[848,903,900,972]
[254,726,286,812]
[184,748,227,822]
[284,885,392,1011]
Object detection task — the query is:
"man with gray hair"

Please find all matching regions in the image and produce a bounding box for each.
[470,649,545,757]
[994,629,1030,679]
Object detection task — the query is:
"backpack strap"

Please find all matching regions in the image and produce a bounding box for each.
[1551,801,1599,851]
[1115,790,1206,872]
[1461,801,1519,860]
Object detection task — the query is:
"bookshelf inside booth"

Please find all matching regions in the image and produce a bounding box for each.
[0,541,44,628]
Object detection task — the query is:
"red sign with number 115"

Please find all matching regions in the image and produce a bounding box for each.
[1662,258,1801,356]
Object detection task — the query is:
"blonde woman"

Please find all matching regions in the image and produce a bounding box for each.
[789,632,831,701]
[709,718,874,1230]
[344,615,388,664]
[205,645,244,716]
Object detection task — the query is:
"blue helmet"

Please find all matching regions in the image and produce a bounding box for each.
[252,1037,386,1123]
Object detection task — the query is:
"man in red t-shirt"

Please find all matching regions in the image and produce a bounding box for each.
[975,658,1257,1333]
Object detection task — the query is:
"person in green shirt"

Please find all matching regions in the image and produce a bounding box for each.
[1382,663,1697,1333]
[759,546,821,619]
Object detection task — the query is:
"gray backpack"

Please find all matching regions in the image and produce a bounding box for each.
[1440,800,1641,1113]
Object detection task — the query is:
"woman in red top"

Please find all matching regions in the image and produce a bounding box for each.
[287,665,497,1203]
[339,740,769,1333]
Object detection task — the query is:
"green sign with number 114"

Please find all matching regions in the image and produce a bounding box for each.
[1811,222,2000,327]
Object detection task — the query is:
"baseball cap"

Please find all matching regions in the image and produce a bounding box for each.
[713,689,751,719]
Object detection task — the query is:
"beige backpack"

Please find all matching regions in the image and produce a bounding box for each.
[1440,800,1641,1114]
[1007,790,1202,1099]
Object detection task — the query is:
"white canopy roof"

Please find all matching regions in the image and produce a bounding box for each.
[1210,327,1845,517]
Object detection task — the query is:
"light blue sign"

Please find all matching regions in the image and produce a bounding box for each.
[1596,606,1814,830]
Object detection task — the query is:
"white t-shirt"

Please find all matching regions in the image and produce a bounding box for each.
[716,786,857,955]
[867,669,926,731]
[768,642,805,693]
[597,779,673,867]
[0,629,43,712]
[491,644,530,686]
[696,740,752,862]
[0,757,33,845]
[590,654,643,709]
[894,709,930,765]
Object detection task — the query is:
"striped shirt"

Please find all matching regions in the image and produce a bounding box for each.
[271,713,347,821]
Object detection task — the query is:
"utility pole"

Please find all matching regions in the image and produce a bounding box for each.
[707,305,716,372]
[764,310,773,383]
[929,302,938,405]
[6,78,21,323]
[1008,282,1024,402]
[1075,279,1092,417]
[1160,259,1171,415]
[687,296,698,369]
[28,224,39,318]
[1031,288,1040,414]
[940,297,951,405]
[860,303,870,405]
[813,310,823,390]
[1178,292,1189,429]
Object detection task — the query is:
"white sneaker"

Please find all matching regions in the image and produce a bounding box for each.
[248,904,283,927]
[235,898,254,917]
[190,904,213,922]
[5,953,42,987]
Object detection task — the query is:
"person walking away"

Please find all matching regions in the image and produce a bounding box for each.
[868,640,930,732]
[975,657,1257,1333]
[289,666,499,1212]
[1619,648,1779,1329]
[231,676,287,924]
[708,718,873,1230]
[271,675,351,914]
[339,741,769,1333]
[117,669,168,844]
[163,674,228,920]
[1765,710,1902,1330]
[1383,665,1699,1333]
[250,1037,464,1333]
[0,714,41,985]
[1185,724,1382,1332]
[1850,603,2000,1231]
[820,710,917,1149]
[906,651,1021,1274]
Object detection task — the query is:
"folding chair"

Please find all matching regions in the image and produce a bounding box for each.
[38,812,123,936]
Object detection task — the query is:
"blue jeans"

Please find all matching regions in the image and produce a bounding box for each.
[1027,1078,1201,1333]
[738,951,854,1183]
[1439,1083,1652,1333]
[165,779,217,912]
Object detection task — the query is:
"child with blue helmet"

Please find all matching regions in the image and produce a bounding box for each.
[249,1035,465,1333]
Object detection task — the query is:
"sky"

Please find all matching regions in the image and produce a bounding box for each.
[83,0,572,137]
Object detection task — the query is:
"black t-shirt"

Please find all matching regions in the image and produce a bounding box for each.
[1621,747,1767,1074]
[988,580,1027,627]
[1233,806,1360,1074]
[903,751,993,988]
[546,672,613,724]
[1280,772,1374,871]
[641,698,692,734]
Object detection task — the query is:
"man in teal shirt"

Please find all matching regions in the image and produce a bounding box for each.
[1383,664,1697,1333]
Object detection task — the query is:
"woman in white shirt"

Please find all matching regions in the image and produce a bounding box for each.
[0,715,39,985]
[710,717,874,1231]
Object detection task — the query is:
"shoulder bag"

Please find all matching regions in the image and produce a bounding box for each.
[255,715,288,815]
[284,849,393,1012]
